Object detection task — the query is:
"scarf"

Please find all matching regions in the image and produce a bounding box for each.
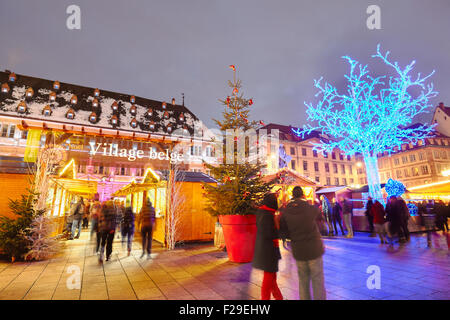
[259,205,280,247]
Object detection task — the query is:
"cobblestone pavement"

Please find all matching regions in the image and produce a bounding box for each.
[0,230,448,300]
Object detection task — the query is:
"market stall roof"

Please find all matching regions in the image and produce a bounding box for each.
[350,184,387,193]
[407,180,450,194]
[53,178,97,195]
[316,186,351,194]
[262,168,318,187]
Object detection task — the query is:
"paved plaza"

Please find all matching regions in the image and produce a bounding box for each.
[0,230,448,300]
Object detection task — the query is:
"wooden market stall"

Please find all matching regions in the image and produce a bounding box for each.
[262,168,318,205]
[112,168,217,245]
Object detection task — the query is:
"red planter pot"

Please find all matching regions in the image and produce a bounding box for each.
[219,214,257,263]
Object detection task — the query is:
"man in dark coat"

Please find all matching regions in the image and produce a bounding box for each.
[252,193,283,300]
[385,196,402,246]
[331,198,345,235]
[397,196,410,242]
[279,186,326,300]
[365,197,375,236]
[121,205,135,256]
[98,201,117,263]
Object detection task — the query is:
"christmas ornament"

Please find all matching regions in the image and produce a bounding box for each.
[248,99,253,106]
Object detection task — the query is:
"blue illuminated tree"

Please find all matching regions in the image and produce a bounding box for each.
[293,45,438,203]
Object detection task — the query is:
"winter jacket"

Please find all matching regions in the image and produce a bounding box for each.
[332,202,342,220]
[342,199,352,215]
[365,200,373,217]
[98,206,117,232]
[70,201,82,220]
[252,206,281,273]
[138,204,156,229]
[279,198,325,261]
[370,201,386,224]
[121,207,135,232]
[385,200,402,234]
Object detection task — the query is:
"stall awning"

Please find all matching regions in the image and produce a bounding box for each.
[407,180,450,194]
[316,186,350,194]
[53,178,98,195]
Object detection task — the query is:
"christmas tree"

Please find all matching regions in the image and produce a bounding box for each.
[25,214,61,261]
[0,188,43,262]
[203,65,273,216]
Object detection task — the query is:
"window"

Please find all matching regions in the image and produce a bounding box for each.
[291,160,296,171]
[396,169,402,178]
[442,151,448,159]
[419,152,425,161]
[314,162,319,172]
[350,178,354,184]
[349,165,353,174]
[99,166,104,174]
[409,154,416,162]
[333,164,338,174]
[8,125,15,138]
[290,147,295,155]
[21,130,28,140]
[323,152,328,158]
[313,150,318,157]
[412,167,419,176]
[386,172,391,179]
[334,178,339,186]
[326,177,331,185]
[332,152,336,160]
[347,155,351,161]
[302,148,307,156]
[315,176,320,183]
[339,154,344,161]
[1,124,9,137]
[342,178,347,186]
[421,165,429,175]
[325,163,330,173]
[394,158,400,166]
[303,161,308,171]
[404,168,410,177]
[402,156,408,164]
[341,164,345,174]
[433,151,440,159]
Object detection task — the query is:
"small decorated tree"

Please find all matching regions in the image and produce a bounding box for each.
[25,214,61,261]
[294,45,437,203]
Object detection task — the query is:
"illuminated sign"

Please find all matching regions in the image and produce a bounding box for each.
[88,142,184,163]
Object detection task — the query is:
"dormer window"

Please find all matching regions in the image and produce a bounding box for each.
[94,88,100,97]
[70,95,77,105]
[8,73,16,82]
[167,124,173,133]
[130,118,138,128]
[42,105,52,116]
[49,91,56,102]
[183,125,188,133]
[179,113,185,122]
[172,98,175,105]
[92,98,99,107]
[149,121,155,131]
[130,105,137,116]
[89,112,97,123]
[111,115,118,126]
[17,101,27,113]
[162,102,167,109]
[66,108,75,119]
[163,111,169,119]
[1,83,9,93]
[146,108,153,117]
[130,95,136,103]
[53,81,60,90]
[111,101,118,111]
[26,87,34,98]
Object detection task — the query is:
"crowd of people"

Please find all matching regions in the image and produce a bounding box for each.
[252,188,449,301]
[64,195,156,263]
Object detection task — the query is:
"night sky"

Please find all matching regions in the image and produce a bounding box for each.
[1,0,449,129]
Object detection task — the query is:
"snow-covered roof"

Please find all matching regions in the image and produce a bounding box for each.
[0,71,201,136]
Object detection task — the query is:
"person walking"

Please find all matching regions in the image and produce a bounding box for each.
[114,200,124,239]
[98,201,117,263]
[385,196,402,247]
[70,196,84,240]
[279,186,326,300]
[370,200,387,244]
[365,197,375,236]
[137,198,156,258]
[252,193,283,300]
[121,203,135,256]
[331,198,345,236]
[342,197,353,238]
[89,200,101,252]
[397,196,411,242]
[82,199,90,229]
[320,195,333,236]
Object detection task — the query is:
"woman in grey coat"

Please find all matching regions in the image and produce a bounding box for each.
[252,193,283,300]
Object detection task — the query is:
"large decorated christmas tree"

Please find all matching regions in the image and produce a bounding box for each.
[203,65,272,216]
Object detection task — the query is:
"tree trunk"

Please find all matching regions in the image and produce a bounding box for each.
[363,155,385,205]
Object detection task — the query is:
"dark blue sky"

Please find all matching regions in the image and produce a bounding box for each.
[1,0,449,128]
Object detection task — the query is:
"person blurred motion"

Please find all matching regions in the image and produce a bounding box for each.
[397,196,411,243]
[121,201,135,256]
[137,198,156,259]
[370,200,387,244]
[342,197,353,238]
[385,196,402,247]
[70,196,84,240]
[89,200,102,252]
[365,197,375,236]
[252,193,283,300]
[320,195,333,236]
[279,186,326,300]
[331,198,345,236]
[98,201,117,263]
